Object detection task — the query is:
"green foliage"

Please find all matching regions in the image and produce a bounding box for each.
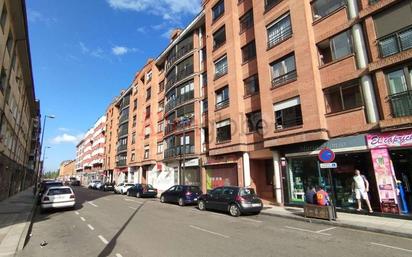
[43,171,59,179]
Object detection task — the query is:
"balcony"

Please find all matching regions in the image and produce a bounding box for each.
[271,70,297,88]
[165,75,177,92]
[388,90,412,118]
[118,127,128,137]
[275,115,303,130]
[164,91,195,114]
[165,99,177,113]
[116,159,127,167]
[215,99,229,110]
[267,25,292,49]
[176,65,194,82]
[378,26,412,58]
[121,97,130,109]
[117,144,127,153]
[119,113,129,124]
[165,117,194,135]
[164,145,195,159]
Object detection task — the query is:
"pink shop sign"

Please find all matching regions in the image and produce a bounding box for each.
[366,130,412,149]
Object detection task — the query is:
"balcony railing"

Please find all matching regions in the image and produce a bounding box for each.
[215,98,229,110]
[272,70,297,88]
[121,97,130,109]
[164,91,195,113]
[388,90,412,118]
[116,159,127,167]
[119,113,129,124]
[214,64,228,80]
[117,144,127,153]
[176,44,193,61]
[378,26,412,58]
[165,75,177,92]
[165,117,194,135]
[176,65,194,81]
[118,127,128,137]
[164,145,195,159]
[267,25,292,49]
[275,116,303,130]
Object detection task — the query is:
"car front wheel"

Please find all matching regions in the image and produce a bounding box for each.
[178,198,185,206]
[198,200,206,211]
[229,204,241,217]
[160,196,165,203]
[136,192,141,198]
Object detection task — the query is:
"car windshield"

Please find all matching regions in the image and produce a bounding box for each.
[48,188,72,195]
[145,184,154,189]
[239,188,256,196]
[45,182,63,189]
[186,186,201,193]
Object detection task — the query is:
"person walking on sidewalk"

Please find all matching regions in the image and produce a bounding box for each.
[352,169,373,213]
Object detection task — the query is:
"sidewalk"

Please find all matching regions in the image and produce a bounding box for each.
[0,187,36,257]
[262,205,412,238]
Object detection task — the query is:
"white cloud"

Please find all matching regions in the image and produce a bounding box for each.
[28,9,58,25]
[107,0,201,22]
[111,46,139,56]
[79,42,105,59]
[58,127,70,132]
[137,26,147,33]
[51,133,84,145]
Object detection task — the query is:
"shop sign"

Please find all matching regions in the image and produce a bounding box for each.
[318,148,335,163]
[370,148,400,214]
[319,162,337,169]
[366,130,412,149]
[183,158,199,167]
[204,154,239,165]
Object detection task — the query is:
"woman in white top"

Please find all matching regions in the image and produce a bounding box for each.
[352,169,373,213]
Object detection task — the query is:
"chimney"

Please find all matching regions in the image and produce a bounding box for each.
[170,29,183,42]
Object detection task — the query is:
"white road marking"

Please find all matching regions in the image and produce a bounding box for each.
[128,206,137,210]
[87,224,94,231]
[284,226,331,236]
[370,242,412,253]
[316,227,337,233]
[80,217,86,222]
[88,201,98,207]
[98,235,109,245]
[115,254,123,257]
[241,217,263,223]
[189,225,230,238]
[74,211,79,215]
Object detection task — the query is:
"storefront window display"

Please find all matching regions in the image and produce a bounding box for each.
[182,167,201,186]
[206,164,238,190]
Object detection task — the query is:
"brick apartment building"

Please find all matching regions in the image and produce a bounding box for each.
[0,0,41,200]
[75,115,106,184]
[58,159,75,180]
[94,0,412,214]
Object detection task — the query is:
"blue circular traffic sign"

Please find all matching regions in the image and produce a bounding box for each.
[318,148,335,163]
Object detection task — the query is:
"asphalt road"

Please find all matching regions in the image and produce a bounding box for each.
[20,187,412,257]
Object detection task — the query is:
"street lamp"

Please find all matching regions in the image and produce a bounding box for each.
[36,114,55,189]
[41,146,51,177]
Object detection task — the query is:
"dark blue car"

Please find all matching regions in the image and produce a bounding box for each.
[127,184,158,198]
[160,185,202,206]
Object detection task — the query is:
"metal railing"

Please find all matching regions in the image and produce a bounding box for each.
[378,26,412,58]
[214,64,228,80]
[119,113,129,124]
[176,65,194,81]
[275,116,303,130]
[117,144,127,152]
[118,127,128,137]
[116,159,127,167]
[164,145,195,158]
[165,117,194,135]
[388,90,412,118]
[215,98,229,110]
[267,25,292,49]
[272,70,297,88]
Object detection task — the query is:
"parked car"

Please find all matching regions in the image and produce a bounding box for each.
[160,185,202,206]
[95,181,104,190]
[101,182,114,191]
[69,177,80,186]
[40,186,75,212]
[114,183,134,194]
[88,180,101,189]
[38,180,64,204]
[197,186,263,217]
[127,184,157,198]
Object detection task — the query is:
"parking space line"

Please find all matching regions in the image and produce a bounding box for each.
[87,224,94,231]
[189,225,230,238]
[370,242,412,253]
[240,217,263,223]
[80,217,86,222]
[98,235,109,245]
[316,227,337,233]
[88,201,98,207]
[284,226,331,236]
[74,211,79,215]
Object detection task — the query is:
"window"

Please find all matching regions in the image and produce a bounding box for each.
[146,87,151,101]
[131,133,136,144]
[212,0,224,21]
[246,111,262,133]
[213,26,226,50]
[378,27,412,57]
[265,0,282,11]
[0,68,6,93]
[318,30,353,65]
[159,80,165,92]
[145,106,151,119]
[133,99,137,110]
[273,97,303,130]
[215,86,229,109]
[239,9,253,34]
[6,31,13,54]
[385,67,412,117]
[144,145,149,159]
[202,99,208,113]
[270,54,297,88]
[324,81,363,114]
[157,142,164,154]
[214,55,228,79]
[131,152,136,162]
[0,5,7,31]
[158,121,165,132]
[132,115,136,127]
[158,100,164,112]
[216,119,231,142]
[241,41,256,63]
[146,71,152,83]
[202,72,207,87]
[267,13,292,49]
[144,126,151,139]
[244,74,259,96]
[312,0,346,20]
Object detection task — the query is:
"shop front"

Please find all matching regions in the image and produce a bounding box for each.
[366,129,412,215]
[282,134,380,211]
[180,158,201,186]
[204,154,242,191]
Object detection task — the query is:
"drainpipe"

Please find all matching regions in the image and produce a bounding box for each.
[347,0,379,123]
[272,151,282,205]
[243,152,251,187]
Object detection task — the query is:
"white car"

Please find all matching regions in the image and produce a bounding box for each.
[40,186,75,212]
[114,183,134,194]
[88,180,101,189]
[95,181,104,190]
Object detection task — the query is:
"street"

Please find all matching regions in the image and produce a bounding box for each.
[21,187,412,257]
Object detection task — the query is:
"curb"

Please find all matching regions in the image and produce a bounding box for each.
[14,193,38,256]
[261,211,412,239]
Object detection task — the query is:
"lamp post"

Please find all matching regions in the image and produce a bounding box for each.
[35,115,55,190]
[41,146,51,177]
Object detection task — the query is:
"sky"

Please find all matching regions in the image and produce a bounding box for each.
[26,0,202,172]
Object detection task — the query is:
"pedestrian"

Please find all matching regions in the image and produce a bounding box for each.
[352,169,373,213]
[316,186,330,206]
[305,186,317,204]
